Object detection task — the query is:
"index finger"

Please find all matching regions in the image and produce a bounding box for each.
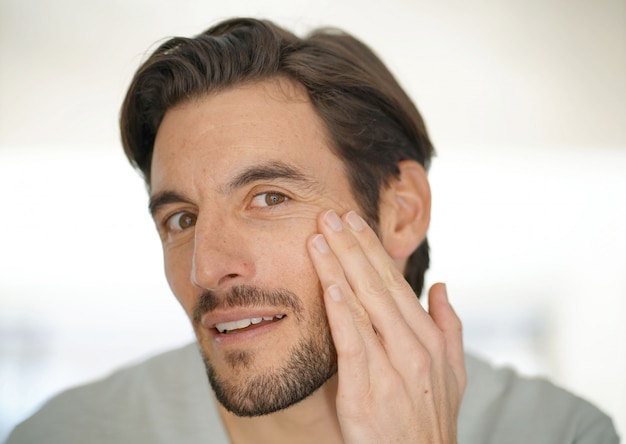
[338,210,435,329]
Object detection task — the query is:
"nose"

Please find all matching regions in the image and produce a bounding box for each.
[190,214,254,291]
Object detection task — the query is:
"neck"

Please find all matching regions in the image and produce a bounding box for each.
[216,375,343,444]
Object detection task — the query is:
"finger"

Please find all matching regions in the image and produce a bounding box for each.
[327,209,464,406]
[307,233,390,396]
[317,210,419,346]
[342,210,427,317]
[316,210,445,398]
[324,284,371,396]
[428,283,466,393]
[323,210,438,348]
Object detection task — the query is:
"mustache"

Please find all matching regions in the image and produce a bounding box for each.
[192,285,304,324]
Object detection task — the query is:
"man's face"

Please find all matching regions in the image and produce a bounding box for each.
[150,78,362,416]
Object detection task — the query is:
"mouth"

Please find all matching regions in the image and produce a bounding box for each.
[214,314,286,334]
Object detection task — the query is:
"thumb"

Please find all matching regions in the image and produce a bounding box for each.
[428,283,466,393]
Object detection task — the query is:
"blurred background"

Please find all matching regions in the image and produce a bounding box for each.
[1,0,624,440]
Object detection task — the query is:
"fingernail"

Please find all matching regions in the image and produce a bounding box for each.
[327,284,342,301]
[441,283,449,303]
[346,211,366,231]
[312,234,329,253]
[324,210,343,232]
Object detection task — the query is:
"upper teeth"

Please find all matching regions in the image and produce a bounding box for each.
[216,314,285,334]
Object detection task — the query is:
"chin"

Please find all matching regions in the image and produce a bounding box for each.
[200,334,337,417]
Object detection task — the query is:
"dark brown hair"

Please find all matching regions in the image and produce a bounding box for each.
[120,17,434,296]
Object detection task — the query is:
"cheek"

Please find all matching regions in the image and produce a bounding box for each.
[252,220,320,289]
[162,245,195,315]
[159,216,323,317]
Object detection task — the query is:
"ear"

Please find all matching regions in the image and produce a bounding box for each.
[379,160,431,262]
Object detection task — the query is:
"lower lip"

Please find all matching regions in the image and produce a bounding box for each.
[210,317,286,346]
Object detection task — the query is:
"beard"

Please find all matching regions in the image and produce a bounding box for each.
[193,285,337,417]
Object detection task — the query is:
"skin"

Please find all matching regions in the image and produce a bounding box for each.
[150,77,465,443]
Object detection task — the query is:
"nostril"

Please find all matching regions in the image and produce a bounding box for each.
[215,273,241,288]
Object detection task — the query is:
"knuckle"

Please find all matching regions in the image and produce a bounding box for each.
[354,276,387,298]
[376,370,404,398]
[408,346,432,376]
[350,302,373,330]
[336,340,365,362]
[456,317,464,335]
[343,235,362,253]
[380,262,409,290]
[380,263,418,303]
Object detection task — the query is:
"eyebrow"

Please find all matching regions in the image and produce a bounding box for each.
[149,191,192,219]
[149,161,318,218]
[224,161,314,193]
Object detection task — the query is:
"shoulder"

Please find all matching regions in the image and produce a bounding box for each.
[459,353,619,444]
[6,343,228,444]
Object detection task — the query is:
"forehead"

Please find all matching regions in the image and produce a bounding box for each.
[150,77,343,193]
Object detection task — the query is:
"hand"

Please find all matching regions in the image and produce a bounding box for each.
[307,209,466,444]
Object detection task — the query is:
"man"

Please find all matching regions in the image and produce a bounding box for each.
[7,17,618,443]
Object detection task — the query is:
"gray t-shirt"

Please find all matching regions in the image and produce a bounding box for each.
[6,343,619,443]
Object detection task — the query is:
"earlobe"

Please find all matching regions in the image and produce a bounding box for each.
[380,160,431,260]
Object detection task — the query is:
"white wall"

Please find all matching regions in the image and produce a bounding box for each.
[1,0,624,439]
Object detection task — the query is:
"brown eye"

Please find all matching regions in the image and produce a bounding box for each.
[167,211,197,232]
[264,192,287,206]
[251,192,289,207]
